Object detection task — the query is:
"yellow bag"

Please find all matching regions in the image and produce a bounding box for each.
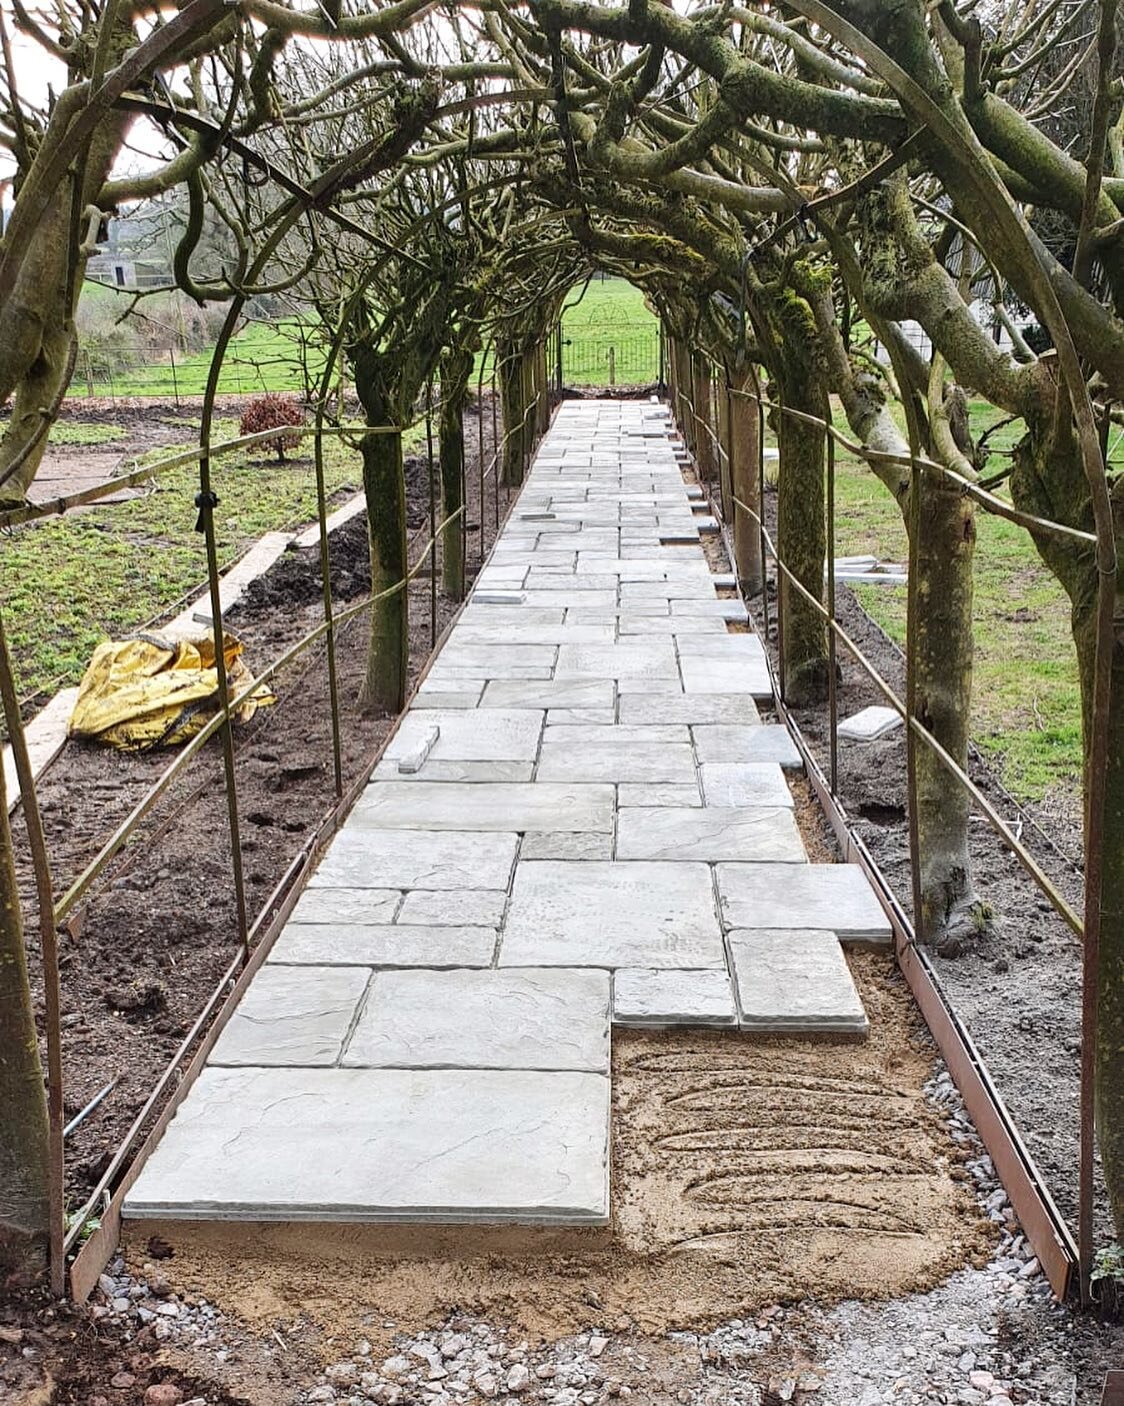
[69,631,275,751]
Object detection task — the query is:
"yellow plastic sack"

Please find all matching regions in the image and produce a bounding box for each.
[69,631,275,751]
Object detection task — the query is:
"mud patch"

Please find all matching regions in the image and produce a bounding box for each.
[125,955,988,1346]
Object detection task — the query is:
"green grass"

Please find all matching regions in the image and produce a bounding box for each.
[1,419,416,703]
[561,278,659,386]
[820,398,1083,802]
[49,421,128,445]
[74,319,330,400]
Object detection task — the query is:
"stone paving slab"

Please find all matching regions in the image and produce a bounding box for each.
[616,806,807,863]
[372,759,536,784]
[500,861,726,969]
[268,924,498,968]
[384,710,543,762]
[612,968,736,1027]
[210,967,369,1065]
[125,1066,611,1223]
[716,863,892,944]
[356,782,614,833]
[310,829,518,891]
[692,724,802,768]
[729,929,869,1035]
[343,968,610,1071]
[699,763,793,808]
[289,888,402,926]
[618,692,760,726]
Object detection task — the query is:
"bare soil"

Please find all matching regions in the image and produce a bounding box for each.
[12,395,510,1211]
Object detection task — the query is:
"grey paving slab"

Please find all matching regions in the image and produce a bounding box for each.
[124,1066,610,1223]
[679,654,773,698]
[396,889,507,927]
[311,829,518,891]
[616,807,806,862]
[269,924,497,968]
[617,782,702,808]
[479,679,615,712]
[501,861,725,969]
[729,929,868,1035]
[209,967,369,1066]
[838,704,903,741]
[699,763,793,809]
[406,689,482,711]
[356,782,614,833]
[289,888,402,926]
[384,710,543,762]
[372,759,536,784]
[555,641,679,681]
[691,724,802,768]
[520,830,615,860]
[343,968,610,1071]
[613,968,736,1027]
[716,863,892,944]
[618,692,761,726]
[537,738,697,785]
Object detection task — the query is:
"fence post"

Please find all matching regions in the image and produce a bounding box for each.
[608,346,616,387]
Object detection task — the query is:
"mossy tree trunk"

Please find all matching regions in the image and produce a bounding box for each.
[499,341,526,488]
[729,363,764,596]
[910,466,982,951]
[0,759,49,1286]
[692,352,715,484]
[352,347,408,715]
[775,366,829,705]
[438,347,472,602]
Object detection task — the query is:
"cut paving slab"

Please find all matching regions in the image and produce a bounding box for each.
[717,863,892,945]
[613,968,736,1027]
[343,968,610,1071]
[210,967,369,1066]
[125,1066,611,1223]
[310,829,519,891]
[268,924,498,968]
[355,782,615,834]
[729,929,869,1036]
[616,806,807,863]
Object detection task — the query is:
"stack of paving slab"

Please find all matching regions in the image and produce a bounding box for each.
[124,400,891,1233]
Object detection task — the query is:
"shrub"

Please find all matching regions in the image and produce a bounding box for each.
[239,393,306,462]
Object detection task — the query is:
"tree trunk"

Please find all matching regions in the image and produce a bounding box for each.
[535,341,550,435]
[499,343,526,488]
[438,349,470,602]
[692,353,716,484]
[676,341,695,450]
[520,349,538,463]
[352,350,408,715]
[775,370,829,704]
[910,467,987,952]
[0,759,50,1286]
[717,370,732,522]
[729,364,764,595]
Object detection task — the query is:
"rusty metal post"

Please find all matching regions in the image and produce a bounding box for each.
[477,351,487,566]
[313,391,343,799]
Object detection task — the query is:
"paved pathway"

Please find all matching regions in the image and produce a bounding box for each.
[125,400,891,1229]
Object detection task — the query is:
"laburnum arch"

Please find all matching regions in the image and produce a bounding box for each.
[1,0,1122,1295]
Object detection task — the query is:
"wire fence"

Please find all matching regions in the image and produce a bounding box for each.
[667,335,1100,1302]
[559,330,659,387]
[1,332,552,1298]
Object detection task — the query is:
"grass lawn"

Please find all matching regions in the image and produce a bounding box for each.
[1,420,421,705]
[561,278,659,386]
[817,400,1084,803]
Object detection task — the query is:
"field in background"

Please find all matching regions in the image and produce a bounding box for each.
[560,278,659,386]
[70,275,663,401]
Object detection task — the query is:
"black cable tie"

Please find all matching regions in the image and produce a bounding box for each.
[194,490,219,533]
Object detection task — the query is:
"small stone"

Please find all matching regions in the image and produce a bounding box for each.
[535,1364,556,1379]
[588,1337,608,1358]
[968,1372,995,1391]
[155,1302,180,1318]
[98,1275,117,1298]
[605,1383,622,1398]
[382,1357,410,1380]
[506,1364,531,1394]
[110,1373,136,1391]
[308,1388,336,1403]
[143,1386,184,1406]
[327,1364,359,1386]
[147,1275,173,1299]
[1019,1257,1040,1278]
[472,1372,498,1398]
